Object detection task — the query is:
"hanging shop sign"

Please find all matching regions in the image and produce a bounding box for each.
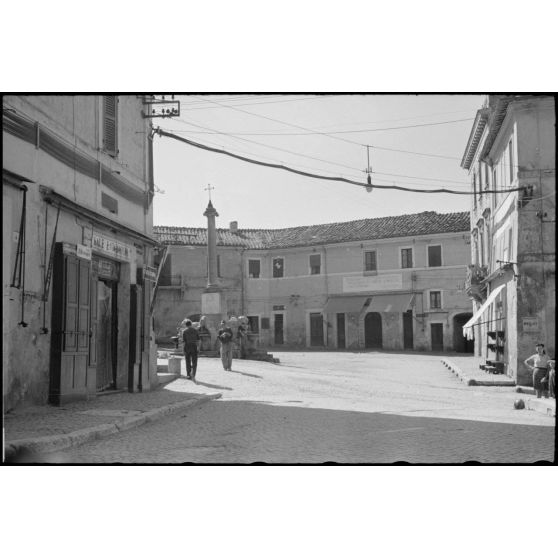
[93,257,120,281]
[76,244,92,260]
[143,265,157,282]
[522,317,540,332]
[92,232,132,261]
[343,273,403,293]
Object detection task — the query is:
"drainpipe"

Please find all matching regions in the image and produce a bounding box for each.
[323,245,328,347]
[239,248,245,315]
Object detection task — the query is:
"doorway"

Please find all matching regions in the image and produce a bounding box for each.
[274,313,284,345]
[309,313,324,346]
[403,310,414,350]
[364,312,382,349]
[96,279,117,391]
[453,313,474,353]
[431,323,444,351]
[336,313,346,349]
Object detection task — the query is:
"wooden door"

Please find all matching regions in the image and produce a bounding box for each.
[336,313,346,349]
[50,244,91,405]
[431,323,444,351]
[403,310,414,350]
[364,312,382,349]
[274,313,284,345]
[309,313,324,346]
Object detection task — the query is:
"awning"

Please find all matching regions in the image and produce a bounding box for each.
[323,296,369,314]
[462,283,506,338]
[366,293,414,313]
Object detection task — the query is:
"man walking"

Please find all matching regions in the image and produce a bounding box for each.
[218,319,234,371]
[182,320,200,380]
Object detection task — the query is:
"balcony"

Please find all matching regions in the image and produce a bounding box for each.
[465,264,488,303]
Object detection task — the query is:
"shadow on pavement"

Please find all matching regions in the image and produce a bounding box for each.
[229,369,263,379]
[191,380,233,391]
[43,398,556,465]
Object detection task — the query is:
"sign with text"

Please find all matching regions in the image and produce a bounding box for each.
[343,273,403,293]
[92,233,132,261]
[522,317,540,332]
[77,244,92,260]
[143,265,157,282]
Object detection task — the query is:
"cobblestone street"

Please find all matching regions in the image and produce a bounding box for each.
[58,352,555,463]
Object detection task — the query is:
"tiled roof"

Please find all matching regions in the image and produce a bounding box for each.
[153,211,470,250]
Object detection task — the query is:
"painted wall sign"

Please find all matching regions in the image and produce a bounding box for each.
[522,317,540,332]
[92,233,132,261]
[343,273,403,293]
[77,244,92,260]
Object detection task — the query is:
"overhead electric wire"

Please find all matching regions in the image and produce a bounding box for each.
[155,127,524,196]
[168,119,469,185]
[179,95,323,110]
[185,95,467,161]
[168,117,474,136]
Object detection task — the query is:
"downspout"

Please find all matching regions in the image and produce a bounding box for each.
[323,245,328,347]
[240,248,245,315]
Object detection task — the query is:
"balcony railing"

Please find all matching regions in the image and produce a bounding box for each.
[465,264,488,303]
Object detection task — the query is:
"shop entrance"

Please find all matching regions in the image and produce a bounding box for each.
[364,312,383,349]
[309,313,324,346]
[96,279,117,391]
[453,313,474,353]
[403,310,414,349]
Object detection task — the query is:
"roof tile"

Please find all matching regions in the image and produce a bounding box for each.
[154,211,470,249]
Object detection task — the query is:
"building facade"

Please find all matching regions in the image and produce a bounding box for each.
[153,211,472,353]
[3,95,158,409]
[461,95,555,384]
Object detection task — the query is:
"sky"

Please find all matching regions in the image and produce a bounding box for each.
[152,94,485,230]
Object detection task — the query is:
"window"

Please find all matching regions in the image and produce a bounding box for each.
[401,248,413,268]
[273,257,284,278]
[473,173,477,205]
[102,95,118,156]
[247,316,259,333]
[309,253,321,275]
[101,192,118,214]
[484,164,490,191]
[428,245,442,267]
[217,254,221,278]
[364,250,377,271]
[248,259,260,279]
[429,291,442,310]
[508,139,514,183]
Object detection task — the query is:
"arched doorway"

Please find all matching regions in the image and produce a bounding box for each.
[453,313,474,353]
[364,312,383,349]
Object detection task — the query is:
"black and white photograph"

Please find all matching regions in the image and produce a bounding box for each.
[3,92,555,464]
[1,4,556,558]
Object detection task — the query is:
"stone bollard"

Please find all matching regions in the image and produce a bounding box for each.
[168,356,182,375]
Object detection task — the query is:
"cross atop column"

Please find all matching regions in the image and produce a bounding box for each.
[204,183,214,202]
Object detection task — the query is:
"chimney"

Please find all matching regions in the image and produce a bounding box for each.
[229,221,238,233]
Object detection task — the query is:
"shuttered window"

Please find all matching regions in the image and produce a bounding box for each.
[309,254,321,275]
[364,250,377,271]
[428,245,442,267]
[103,95,118,156]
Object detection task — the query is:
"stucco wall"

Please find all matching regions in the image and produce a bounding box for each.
[154,231,472,352]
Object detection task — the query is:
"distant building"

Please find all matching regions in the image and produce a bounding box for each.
[3,95,158,409]
[461,95,555,384]
[153,211,472,353]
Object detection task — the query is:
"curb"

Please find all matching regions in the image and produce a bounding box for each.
[4,393,222,462]
[526,397,556,417]
[441,359,515,387]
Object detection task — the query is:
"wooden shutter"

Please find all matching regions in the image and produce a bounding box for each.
[103,95,118,156]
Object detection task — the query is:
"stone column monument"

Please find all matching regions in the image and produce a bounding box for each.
[201,197,225,349]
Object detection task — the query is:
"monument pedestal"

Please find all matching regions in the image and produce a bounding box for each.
[201,289,226,352]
